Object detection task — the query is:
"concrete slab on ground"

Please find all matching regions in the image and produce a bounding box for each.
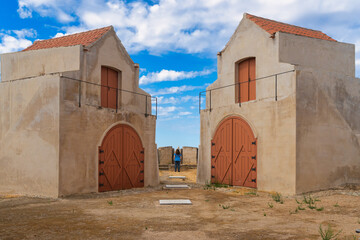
[159,199,192,205]
[164,185,190,189]
[169,176,186,179]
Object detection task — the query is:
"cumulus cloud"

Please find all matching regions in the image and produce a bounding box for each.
[17,0,77,23]
[16,0,360,55]
[140,69,213,85]
[0,32,33,54]
[149,85,204,96]
[157,95,198,104]
[157,106,177,116]
[179,111,191,116]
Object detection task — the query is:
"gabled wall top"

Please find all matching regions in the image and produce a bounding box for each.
[245,13,336,42]
[23,26,112,51]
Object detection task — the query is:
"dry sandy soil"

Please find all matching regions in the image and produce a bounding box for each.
[1,168,360,240]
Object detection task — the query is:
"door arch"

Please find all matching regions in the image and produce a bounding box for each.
[211,116,257,188]
[98,124,144,192]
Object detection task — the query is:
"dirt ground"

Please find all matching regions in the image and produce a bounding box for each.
[1,168,360,240]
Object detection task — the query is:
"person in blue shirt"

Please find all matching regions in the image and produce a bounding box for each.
[174,149,182,172]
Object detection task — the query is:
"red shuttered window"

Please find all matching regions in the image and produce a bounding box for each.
[101,66,118,109]
[235,58,256,103]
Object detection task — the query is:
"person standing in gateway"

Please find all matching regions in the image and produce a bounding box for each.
[174,148,182,172]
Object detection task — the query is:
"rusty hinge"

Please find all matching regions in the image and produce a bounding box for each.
[99,160,104,164]
[211,166,215,168]
[99,183,104,187]
[251,167,256,171]
[140,180,144,183]
[251,179,256,183]
[251,155,256,160]
[99,172,104,176]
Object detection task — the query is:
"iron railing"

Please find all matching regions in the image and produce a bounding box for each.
[60,76,157,118]
[199,70,295,113]
[0,75,157,118]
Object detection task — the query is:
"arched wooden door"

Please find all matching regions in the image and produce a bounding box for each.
[211,116,257,188]
[98,124,144,192]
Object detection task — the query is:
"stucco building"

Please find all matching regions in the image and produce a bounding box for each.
[0,26,159,197]
[198,13,360,195]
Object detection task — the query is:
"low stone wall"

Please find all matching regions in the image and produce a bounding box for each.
[158,146,198,166]
[158,146,174,165]
[182,147,198,165]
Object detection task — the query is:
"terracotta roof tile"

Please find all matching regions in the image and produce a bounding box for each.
[246,13,336,42]
[23,26,112,51]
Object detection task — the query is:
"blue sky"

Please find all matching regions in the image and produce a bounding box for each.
[1,0,360,148]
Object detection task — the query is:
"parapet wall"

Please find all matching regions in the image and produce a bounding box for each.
[158,146,198,166]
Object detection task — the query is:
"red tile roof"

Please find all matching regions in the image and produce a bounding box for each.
[246,13,336,42]
[23,26,112,51]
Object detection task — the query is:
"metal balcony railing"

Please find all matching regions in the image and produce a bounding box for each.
[60,76,157,118]
[199,70,295,113]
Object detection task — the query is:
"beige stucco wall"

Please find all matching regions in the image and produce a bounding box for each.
[278,32,360,193]
[158,146,174,165]
[1,45,81,82]
[199,15,360,195]
[58,30,158,196]
[182,147,198,165]
[295,69,360,193]
[198,17,297,195]
[0,75,60,197]
[0,28,158,197]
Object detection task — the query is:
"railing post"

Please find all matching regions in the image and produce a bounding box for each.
[209,90,212,112]
[199,92,201,114]
[275,74,278,101]
[78,80,81,107]
[145,95,148,117]
[155,97,158,119]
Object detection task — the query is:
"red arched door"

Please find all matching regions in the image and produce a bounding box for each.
[211,116,257,188]
[98,124,144,192]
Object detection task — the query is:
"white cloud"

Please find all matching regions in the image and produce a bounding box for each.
[356,59,360,66]
[157,95,198,104]
[0,33,32,54]
[179,111,191,116]
[15,0,360,56]
[157,106,177,116]
[140,69,213,85]
[17,0,77,23]
[149,85,203,96]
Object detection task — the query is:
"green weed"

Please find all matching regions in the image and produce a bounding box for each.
[268,202,273,208]
[271,192,284,204]
[318,224,341,240]
[333,203,340,207]
[316,207,324,211]
[297,205,305,211]
[246,190,258,196]
[107,200,113,206]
